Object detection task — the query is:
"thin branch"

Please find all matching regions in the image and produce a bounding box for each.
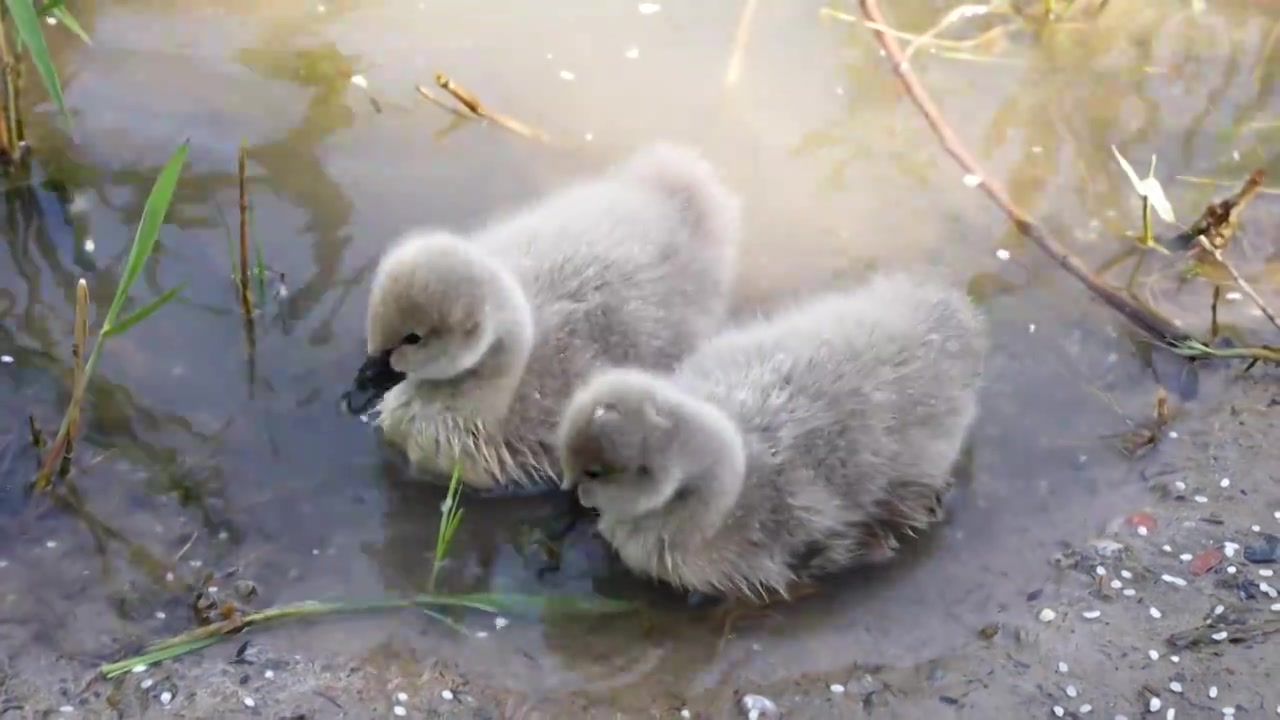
[725,0,761,88]
[414,84,471,119]
[434,74,551,144]
[854,0,1198,347]
[1195,236,1280,334]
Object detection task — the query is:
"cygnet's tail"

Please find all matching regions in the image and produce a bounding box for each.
[614,142,742,252]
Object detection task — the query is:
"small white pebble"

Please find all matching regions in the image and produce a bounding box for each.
[1137,526,1150,536]
[1274,510,1280,521]
[349,74,368,89]
[1096,565,1107,576]
[1194,495,1209,504]
[1118,716,1129,720]
[1167,709,1176,720]
[829,684,845,694]
[1220,478,1231,488]
[1223,708,1235,717]
[160,691,173,706]
[1259,569,1275,578]
[962,174,983,188]
[1058,661,1069,673]
[1082,610,1102,620]
[1123,588,1137,597]
[45,540,58,549]
[242,697,255,708]
[1224,543,1239,558]
[393,706,407,717]
[494,616,509,629]
[59,706,73,714]
[680,710,691,719]
[441,689,455,701]
[1080,703,1093,714]
[1170,655,1180,663]
[1067,685,1079,698]
[558,70,576,80]
[1150,606,1163,619]
[1038,608,1058,622]
[1211,631,1229,641]
[1170,681,1183,693]
[130,664,148,674]
[1180,554,1194,562]
[637,2,661,13]
[1227,566,1238,575]
[1148,649,1160,661]
[1174,481,1187,491]
[154,611,166,620]
[1214,604,1225,615]
[1254,525,1264,533]
[1121,570,1134,579]
[1161,574,1187,587]
[396,692,408,703]
[1110,579,1123,589]
[995,248,1011,261]
[140,679,154,690]
[1150,696,1162,712]
[1168,431,1179,439]
[1262,582,1278,598]
[1272,603,1280,612]
[475,631,489,638]
[264,670,274,679]
[1053,706,1066,718]
[1209,686,1218,699]
[1162,545,1174,553]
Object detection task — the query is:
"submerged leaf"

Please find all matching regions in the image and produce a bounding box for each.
[5,0,71,127]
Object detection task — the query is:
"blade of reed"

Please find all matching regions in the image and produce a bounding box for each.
[34,142,188,488]
[46,6,88,44]
[101,283,185,338]
[4,0,70,129]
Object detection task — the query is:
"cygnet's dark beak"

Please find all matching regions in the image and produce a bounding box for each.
[341,349,406,415]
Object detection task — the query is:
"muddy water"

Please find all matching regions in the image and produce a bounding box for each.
[2,0,1279,716]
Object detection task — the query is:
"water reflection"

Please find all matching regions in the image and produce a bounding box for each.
[0,0,1278,713]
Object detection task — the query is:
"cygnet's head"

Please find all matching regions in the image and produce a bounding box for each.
[343,230,522,414]
[559,368,744,522]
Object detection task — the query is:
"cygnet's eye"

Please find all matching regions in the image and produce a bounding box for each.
[402,332,423,346]
[582,466,605,480]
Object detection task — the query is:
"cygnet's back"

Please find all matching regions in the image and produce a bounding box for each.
[355,143,741,493]
[559,272,987,598]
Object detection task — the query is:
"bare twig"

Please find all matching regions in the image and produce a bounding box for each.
[725,0,761,88]
[434,74,551,144]
[854,0,1198,347]
[1195,236,1280,335]
[415,84,471,119]
[237,145,252,315]
[61,279,89,477]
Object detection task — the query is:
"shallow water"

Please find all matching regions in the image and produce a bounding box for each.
[2,0,1279,716]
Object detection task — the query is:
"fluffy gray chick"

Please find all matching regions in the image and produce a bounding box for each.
[344,142,742,494]
[556,272,988,599]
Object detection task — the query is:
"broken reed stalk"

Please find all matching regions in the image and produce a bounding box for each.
[60,278,89,477]
[237,145,252,315]
[433,73,552,143]
[1195,236,1280,335]
[415,83,471,119]
[854,0,1198,349]
[724,0,761,88]
[0,8,18,161]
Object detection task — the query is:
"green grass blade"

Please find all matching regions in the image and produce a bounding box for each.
[451,592,637,616]
[47,6,89,44]
[252,236,266,306]
[102,142,189,331]
[100,636,222,679]
[5,0,71,128]
[101,284,184,338]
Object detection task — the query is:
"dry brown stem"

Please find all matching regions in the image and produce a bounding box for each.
[725,0,761,88]
[856,0,1197,347]
[415,84,472,119]
[1195,236,1280,335]
[237,145,252,316]
[434,73,551,143]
